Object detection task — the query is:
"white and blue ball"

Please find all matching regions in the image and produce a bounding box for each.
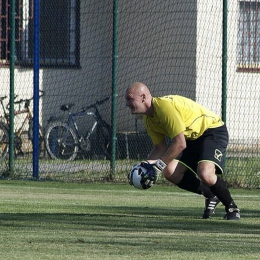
[129,165,148,189]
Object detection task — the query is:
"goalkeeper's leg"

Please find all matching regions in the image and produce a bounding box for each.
[177,169,215,197]
[164,163,220,219]
[177,169,220,219]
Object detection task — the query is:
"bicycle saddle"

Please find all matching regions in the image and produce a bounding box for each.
[60,103,75,111]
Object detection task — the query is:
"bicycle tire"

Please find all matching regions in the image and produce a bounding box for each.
[0,122,9,160]
[97,122,111,160]
[45,121,78,161]
[28,119,46,158]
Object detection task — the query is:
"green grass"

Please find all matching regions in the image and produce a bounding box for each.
[1,156,260,188]
[0,181,259,260]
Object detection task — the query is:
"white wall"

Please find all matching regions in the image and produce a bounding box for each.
[196,1,223,115]
[226,1,260,141]
[196,0,260,142]
[1,0,259,142]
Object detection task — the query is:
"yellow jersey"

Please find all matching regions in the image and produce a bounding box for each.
[143,95,223,145]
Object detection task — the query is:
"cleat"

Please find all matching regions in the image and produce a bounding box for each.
[224,208,240,220]
[202,196,220,219]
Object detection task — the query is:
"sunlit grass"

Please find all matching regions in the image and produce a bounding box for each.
[0,181,259,259]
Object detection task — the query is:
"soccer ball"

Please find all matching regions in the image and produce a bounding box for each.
[129,164,148,190]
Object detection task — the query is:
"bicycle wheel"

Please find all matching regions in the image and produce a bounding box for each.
[45,121,78,161]
[28,119,46,158]
[0,122,9,160]
[97,122,111,160]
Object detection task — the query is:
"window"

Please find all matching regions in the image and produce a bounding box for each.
[0,0,80,68]
[0,0,22,64]
[238,1,260,71]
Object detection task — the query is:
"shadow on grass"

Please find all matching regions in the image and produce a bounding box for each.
[0,206,260,257]
[0,205,260,235]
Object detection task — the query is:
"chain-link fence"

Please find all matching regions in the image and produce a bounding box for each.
[0,0,260,188]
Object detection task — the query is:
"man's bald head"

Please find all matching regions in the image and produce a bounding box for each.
[125,82,153,116]
[127,82,152,98]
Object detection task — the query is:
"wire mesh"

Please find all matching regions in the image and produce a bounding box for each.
[0,0,259,188]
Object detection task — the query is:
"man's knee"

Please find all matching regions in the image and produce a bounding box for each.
[197,162,217,186]
[163,161,187,184]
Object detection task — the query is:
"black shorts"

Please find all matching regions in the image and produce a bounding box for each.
[177,124,229,175]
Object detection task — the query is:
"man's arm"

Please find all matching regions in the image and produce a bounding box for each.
[147,139,168,160]
[147,132,186,165]
[161,132,186,164]
[138,132,186,185]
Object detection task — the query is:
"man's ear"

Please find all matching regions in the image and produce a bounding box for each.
[141,94,146,103]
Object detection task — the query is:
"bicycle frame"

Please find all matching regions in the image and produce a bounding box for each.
[0,92,43,134]
[45,97,110,161]
[13,108,32,136]
[0,92,44,157]
[67,110,98,141]
[0,96,10,123]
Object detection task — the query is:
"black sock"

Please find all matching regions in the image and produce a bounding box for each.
[177,169,215,198]
[210,176,237,209]
[198,181,217,199]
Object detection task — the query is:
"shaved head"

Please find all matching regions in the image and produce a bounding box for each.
[127,82,151,97]
[125,82,153,116]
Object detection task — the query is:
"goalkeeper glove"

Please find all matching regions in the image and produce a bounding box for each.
[140,159,167,184]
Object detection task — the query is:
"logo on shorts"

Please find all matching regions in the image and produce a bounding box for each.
[214,149,223,162]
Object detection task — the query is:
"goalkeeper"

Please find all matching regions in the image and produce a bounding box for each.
[125,82,240,220]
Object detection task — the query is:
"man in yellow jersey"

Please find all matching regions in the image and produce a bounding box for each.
[125,82,240,220]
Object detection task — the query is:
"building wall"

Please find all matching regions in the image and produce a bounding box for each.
[196,0,260,141]
[116,0,197,132]
[196,1,223,116]
[1,1,113,131]
[1,0,259,142]
[226,1,260,141]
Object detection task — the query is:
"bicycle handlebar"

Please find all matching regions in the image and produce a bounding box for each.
[82,97,110,111]
[0,96,7,102]
[14,90,44,108]
[0,95,19,103]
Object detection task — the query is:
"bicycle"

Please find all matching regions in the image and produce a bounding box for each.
[44,97,111,161]
[0,91,45,160]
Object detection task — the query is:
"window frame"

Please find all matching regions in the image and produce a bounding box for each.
[237,0,260,72]
[0,0,80,68]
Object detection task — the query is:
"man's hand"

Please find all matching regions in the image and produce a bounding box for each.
[139,161,157,188]
[140,159,167,177]
[128,160,167,189]
[140,159,167,184]
[140,161,159,182]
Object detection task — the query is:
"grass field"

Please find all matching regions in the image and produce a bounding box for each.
[0,180,259,260]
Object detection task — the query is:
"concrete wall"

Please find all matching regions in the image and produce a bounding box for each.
[116,0,197,132]
[1,0,259,142]
[196,0,260,142]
